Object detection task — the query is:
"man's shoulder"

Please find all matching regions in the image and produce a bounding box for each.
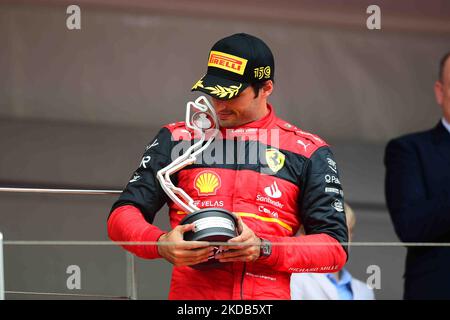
[387,127,435,151]
[273,117,329,158]
[161,121,194,140]
[383,126,441,167]
[390,129,432,144]
[163,121,187,131]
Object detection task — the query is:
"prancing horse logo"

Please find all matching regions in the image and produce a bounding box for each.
[265,149,286,173]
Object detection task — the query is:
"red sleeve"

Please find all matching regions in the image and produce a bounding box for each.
[107,205,166,259]
[257,233,347,273]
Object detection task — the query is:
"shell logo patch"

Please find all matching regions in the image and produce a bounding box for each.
[265,148,285,173]
[194,171,221,196]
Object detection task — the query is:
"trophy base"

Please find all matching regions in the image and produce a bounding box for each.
[180,208,238,269]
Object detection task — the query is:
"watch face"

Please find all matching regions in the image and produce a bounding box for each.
[261,240,272,257]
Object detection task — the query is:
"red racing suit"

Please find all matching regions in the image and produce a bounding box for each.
[108,104,348,299]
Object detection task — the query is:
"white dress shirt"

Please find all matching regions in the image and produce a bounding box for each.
[442,117,450,134]
[290,272,375,300]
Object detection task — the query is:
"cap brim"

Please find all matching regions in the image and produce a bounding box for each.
[191,74,249,100]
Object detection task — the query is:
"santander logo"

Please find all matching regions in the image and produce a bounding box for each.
[256,181,284,209]
[264,181,282,199]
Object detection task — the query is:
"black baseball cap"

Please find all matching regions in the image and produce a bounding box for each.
[191,33,275,100]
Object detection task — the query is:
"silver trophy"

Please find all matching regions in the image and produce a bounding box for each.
[156,96,238,267]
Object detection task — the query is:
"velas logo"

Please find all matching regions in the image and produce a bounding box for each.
[193,200,224,207]
[208,51,248,75]
[265,148,285,173]
[194,171,222,196]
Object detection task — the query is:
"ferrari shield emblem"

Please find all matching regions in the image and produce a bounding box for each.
[265,148,285,173]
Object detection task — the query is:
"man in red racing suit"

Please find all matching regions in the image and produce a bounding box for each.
[108,33,348,300]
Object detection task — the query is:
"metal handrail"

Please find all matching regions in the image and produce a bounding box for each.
[0,187,136,300]
[4,290,128,299]
[0,187,121,195]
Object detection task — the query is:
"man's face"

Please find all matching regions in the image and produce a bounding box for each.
[435,57,450,122]
[210,86,262,128]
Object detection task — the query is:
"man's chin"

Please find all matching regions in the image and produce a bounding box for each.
[218,120,236,128]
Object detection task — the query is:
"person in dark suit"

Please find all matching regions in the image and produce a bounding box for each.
[384,51,450,300]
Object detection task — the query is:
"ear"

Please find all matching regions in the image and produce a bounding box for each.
[260,80,273,98]
[434,80,443,105]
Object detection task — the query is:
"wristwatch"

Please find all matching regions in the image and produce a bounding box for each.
[259,238,272,259]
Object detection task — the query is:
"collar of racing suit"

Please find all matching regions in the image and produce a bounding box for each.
[218,103,277,134]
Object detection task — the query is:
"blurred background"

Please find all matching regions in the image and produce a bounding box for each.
[0,0,449,299]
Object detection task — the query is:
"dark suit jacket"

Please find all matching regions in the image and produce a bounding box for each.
[385,120,450,299]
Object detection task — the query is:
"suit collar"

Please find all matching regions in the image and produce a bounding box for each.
[326,269,352,286]
[432,120,450,164]
[442,117,450,134]
[219,103,276,134]
[432,120,450,144]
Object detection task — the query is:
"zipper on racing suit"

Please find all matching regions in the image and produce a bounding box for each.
[240,263,246,300]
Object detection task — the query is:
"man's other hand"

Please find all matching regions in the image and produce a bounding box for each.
[157,223,213,266]
[215,215,262,263]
